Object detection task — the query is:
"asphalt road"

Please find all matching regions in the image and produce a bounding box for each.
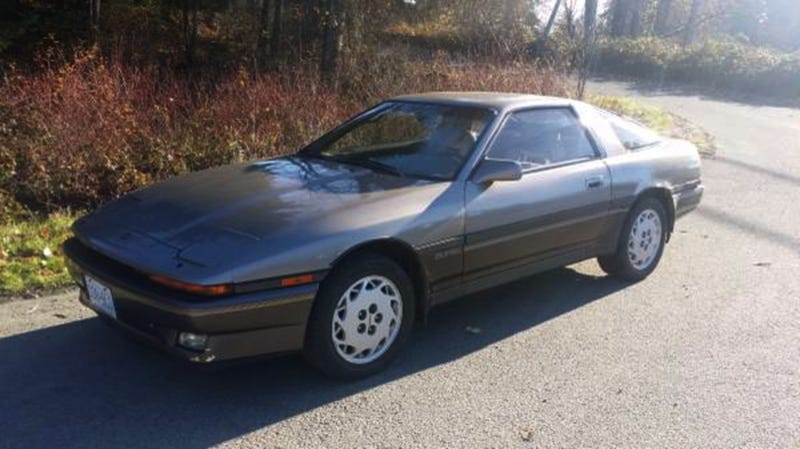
[2,81,799,448]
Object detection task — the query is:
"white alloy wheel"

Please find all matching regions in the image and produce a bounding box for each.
[627,208,663,270]
[331,275,403,365]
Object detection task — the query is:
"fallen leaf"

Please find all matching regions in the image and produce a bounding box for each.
[42,247,53,258]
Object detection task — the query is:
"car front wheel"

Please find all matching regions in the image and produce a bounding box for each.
[303,253,415,379]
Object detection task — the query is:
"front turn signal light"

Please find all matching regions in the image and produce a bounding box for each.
[149,275,232,296]
[280,274,315,287]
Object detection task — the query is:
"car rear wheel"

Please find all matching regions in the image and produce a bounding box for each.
[598,197,667,282]
[303,253,415,379]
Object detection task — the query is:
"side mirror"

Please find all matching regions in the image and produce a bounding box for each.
[472,159,523,184]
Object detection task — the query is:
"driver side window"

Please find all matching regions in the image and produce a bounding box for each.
[487,108,597,170]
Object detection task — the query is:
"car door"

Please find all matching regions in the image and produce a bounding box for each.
[463,106,612,278]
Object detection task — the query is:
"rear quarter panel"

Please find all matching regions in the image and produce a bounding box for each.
[601,139,702,251]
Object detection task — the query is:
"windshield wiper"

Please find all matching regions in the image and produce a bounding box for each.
[298,152,456,181]
[352,157,409,178]
[310,153,408,178]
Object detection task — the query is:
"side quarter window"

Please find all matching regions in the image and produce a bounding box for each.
[599,109,662,150]
[486,108,597,170]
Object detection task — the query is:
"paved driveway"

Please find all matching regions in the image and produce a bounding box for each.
[2,81,799,448]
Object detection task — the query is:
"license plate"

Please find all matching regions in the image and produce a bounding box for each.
[85,275,117,319]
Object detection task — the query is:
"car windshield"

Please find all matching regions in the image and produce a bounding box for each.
[302,102,495,180]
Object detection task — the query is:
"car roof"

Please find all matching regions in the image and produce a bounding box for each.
[390,91,576,112]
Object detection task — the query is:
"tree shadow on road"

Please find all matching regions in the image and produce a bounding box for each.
[1,267,627,449]
[696,205,800,255]
[712,156,800,188]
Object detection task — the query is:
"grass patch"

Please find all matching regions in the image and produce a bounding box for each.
[0,212,78,296]
[590,95,716,157]
[590,95,675,133]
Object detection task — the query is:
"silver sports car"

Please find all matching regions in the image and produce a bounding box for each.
[64,92,703,378]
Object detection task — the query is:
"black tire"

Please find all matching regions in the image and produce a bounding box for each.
[303,252,415,380]
[598,197,668,282]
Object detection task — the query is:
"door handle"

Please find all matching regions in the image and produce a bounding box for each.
[585,175,605,189]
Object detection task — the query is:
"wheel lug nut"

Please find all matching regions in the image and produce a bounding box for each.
[368,304,377,313]
[357,323,366,333]
[368,325,376,335]
[374,313,383,323]
[358,310,367,320]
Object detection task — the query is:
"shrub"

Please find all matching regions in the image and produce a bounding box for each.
[0,49,570,214]
[596,37,800,98]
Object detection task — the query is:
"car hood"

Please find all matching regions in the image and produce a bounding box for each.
[73,156,451,280]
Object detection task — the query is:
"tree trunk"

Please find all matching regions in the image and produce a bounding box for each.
[563,1,577,39]
[320,0,344,83]
[628,0,642,37]
[653,0,673,36]
[256,0,271,67]
[504,0,515,28]
[682,0,703,46]
[88,0,100,43]
[538,0,562,48]
[299,0,318,57]
[577,0,598,98]
[270,0,283,57]
[256,0,284,67]
[182,0,199,67]
[609,0,628,37]
[585,0,597,45]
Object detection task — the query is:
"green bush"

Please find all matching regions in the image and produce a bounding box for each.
[596,37,800,98]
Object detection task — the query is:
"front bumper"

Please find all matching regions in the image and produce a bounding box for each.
[63,238,318,362]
